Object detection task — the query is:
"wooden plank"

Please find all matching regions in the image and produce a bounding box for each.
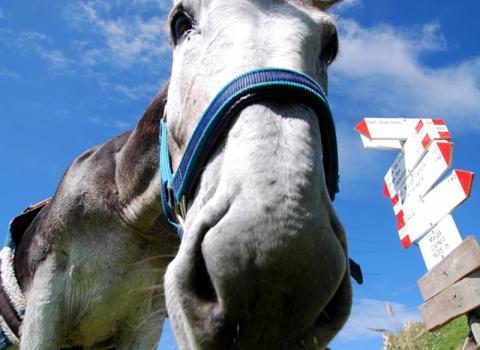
[420,270,480,331]
[418,236,480,301]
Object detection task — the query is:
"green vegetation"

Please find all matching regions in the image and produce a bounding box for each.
[384,317,470,350]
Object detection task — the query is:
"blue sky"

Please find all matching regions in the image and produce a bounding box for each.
[0,1,479,349]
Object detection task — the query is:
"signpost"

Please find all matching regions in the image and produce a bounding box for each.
[355,118,451,142]
[384,141,453,213]
[397,169,473,248]
[418,215,462,270]
[360,134,403,150]
[395,142,453,213]
[356,117,478,344]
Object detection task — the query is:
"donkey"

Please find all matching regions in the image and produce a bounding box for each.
[4,0,356,349]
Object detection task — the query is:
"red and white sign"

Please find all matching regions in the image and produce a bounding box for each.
[360,135,403,150]
[384,151,407,200]
[383,141,431,205]
[385,141,453,214]
[418,215,463,270]
[355,118,451,141]
[401,123,437,172]
[357,117,475,271]
[401,142,454,213]
[397,170,474,248]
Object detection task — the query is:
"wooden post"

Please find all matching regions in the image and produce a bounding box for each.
[418,236,480,331]
[418,236,480,300]
[355,117,476,343]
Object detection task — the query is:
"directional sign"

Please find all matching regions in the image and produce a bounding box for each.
[355,118,411,140]
[383,130,431,203]
[397,169,474,248]
[360,135,403,150]
[355,118,451,141]
[384,136,453,200]
[356,117,475,263]
[402,123,437,172]
[385,141,454,214]
[384,151,407,199]
[401,142,454,213]
[418,215,463,270]
[417,119,452,141]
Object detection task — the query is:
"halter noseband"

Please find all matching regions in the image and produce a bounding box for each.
[160,68,339,236]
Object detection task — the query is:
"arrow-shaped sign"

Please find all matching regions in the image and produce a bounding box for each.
[383,128,434,201]
[397,169,474,248]
[360,135,403,150]
[385,141,454,214]
[355,118,451,141]
[383,126,453,199]
[401,142,454,214]
[418,215,463,270]
[402,122,437,172]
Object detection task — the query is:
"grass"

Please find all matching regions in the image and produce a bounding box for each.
[384,316,470,350]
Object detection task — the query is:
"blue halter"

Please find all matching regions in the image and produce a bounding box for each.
[160,68,339,235]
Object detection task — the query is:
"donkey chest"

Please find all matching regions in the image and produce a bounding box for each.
[61,238,166,346]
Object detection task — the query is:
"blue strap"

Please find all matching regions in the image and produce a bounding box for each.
[160,120,183,235]
[160,68,338,230]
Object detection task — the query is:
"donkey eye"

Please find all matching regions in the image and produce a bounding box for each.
[172,13,193,45]
[321,31,339,65]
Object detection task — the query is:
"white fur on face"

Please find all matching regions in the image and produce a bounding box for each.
[165,1,350,349]
[166,0,336,165]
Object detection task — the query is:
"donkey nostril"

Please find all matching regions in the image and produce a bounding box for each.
[189,244,217,302]
[181,202,233,306]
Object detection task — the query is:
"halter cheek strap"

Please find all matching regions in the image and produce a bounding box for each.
[160,68,339,236]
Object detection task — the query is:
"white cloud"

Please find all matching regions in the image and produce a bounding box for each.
[0,29,48,48]
[331,20,480,132]
[38,48,73,71]
[0,66,19,79]
[114,120,134,129]
[64,1,170,69]
[0,29,73,72]
[89,116,135,129]
[98,80,160,100]
[336,298,421,342]
[131,0,171,11]
[334,0,363,12]
[0,2,171,101]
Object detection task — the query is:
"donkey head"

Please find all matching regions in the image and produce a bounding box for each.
[162,0,351,349]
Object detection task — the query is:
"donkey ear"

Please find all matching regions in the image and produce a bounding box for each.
[313,0,342,10]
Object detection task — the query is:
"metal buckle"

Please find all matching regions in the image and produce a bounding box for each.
[174,195,187,226]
